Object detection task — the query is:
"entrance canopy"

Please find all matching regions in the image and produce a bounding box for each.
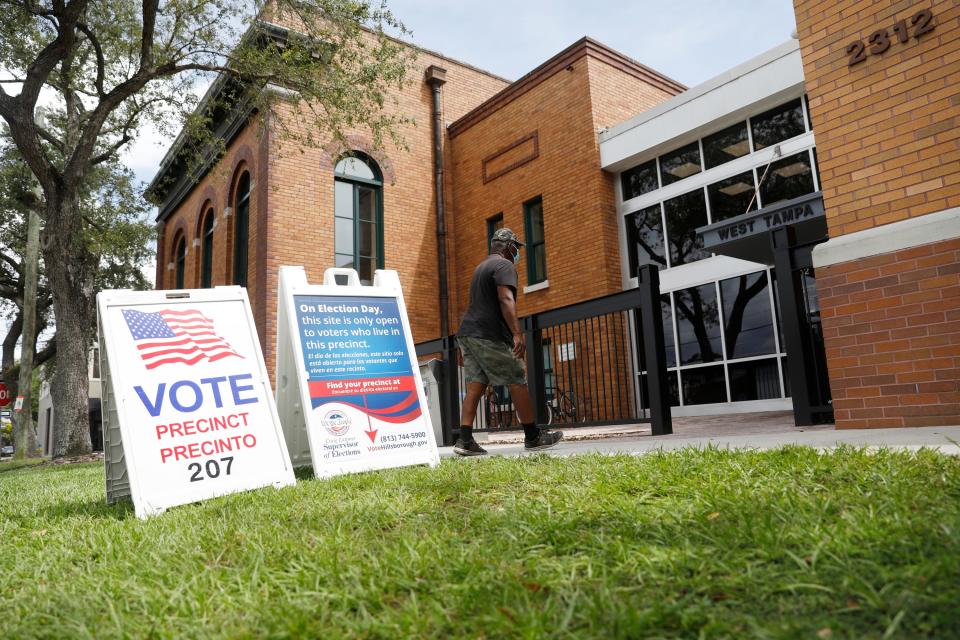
[697,191,827,264]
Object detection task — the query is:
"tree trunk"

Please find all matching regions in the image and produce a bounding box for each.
[44,197,95,458]
[13,208,40,459]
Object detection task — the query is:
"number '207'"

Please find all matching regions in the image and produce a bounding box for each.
[847,9,935,66]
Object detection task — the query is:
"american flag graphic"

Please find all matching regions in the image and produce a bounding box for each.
[122,308,243,369]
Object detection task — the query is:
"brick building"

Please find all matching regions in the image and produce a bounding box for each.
[150,3,959,430]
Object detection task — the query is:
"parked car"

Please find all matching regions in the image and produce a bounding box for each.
[0,445,13,456]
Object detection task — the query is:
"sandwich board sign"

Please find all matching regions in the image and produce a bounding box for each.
[97,287,295,519]
[276,266,440,477]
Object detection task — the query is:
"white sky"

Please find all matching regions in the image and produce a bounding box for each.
[121,0,799,189]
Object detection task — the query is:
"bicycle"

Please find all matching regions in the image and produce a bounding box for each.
[507,386,581,426]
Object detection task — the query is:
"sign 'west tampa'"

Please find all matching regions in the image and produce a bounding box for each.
[98,288,294,519]
[698,191,826,253]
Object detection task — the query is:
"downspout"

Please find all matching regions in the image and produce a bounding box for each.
[425,66,450,339]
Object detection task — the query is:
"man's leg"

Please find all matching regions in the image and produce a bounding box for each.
[459,382,487,429]
[510,383,563,451]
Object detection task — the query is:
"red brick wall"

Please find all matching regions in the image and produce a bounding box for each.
[817,237,960,427]
[447,48,679,323]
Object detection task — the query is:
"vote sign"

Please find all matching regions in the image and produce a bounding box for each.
[97,287,295,518]
[276,267,439,477]
[0,382,10,407]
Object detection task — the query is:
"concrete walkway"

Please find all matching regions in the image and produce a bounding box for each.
[440,412,960,458]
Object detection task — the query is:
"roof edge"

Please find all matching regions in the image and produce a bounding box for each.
[447,37,686,139]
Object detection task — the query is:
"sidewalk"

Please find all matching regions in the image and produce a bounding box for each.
[442,411,960,458]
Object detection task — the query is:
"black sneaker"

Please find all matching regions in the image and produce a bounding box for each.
[453,439,488,456]
[524,429,563,451]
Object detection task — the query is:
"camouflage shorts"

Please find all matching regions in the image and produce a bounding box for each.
[458,336,527,386]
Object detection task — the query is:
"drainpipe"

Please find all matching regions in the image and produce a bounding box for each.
[425,65,450,339]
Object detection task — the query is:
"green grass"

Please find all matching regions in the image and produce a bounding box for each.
[1,447,959,639]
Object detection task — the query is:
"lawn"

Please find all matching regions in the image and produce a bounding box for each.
[1,447,959,639]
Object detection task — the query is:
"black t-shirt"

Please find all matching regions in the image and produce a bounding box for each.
[457,254,518,345]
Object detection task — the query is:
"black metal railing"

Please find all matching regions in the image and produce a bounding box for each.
[416,265,673,445]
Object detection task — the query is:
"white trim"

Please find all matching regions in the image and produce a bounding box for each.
[523,280,550,294]
[600,40,804,172]
[812,206,960,268]
[624,255,769,294]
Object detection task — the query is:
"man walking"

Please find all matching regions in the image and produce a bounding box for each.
[453,228,563,456]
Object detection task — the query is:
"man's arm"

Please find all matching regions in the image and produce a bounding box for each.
[497,285,525,359]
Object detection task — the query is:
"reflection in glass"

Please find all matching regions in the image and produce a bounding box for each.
[721,271,776,359]
[660,141,701,186]
[335,217,353,254]
[640,371,681,408]
[525,197,547,284]
[335,156,376,181]
[707,171,757,222]
[759,150,814,207]
[626,204,666,276]
[662,294,677,368]
[681,365,727,405]
[664,189,709,266]
[751,98,805,150]
[621,159,658,200]
[674,283,722,364]
[703,121,750,169]
[358,187,376,221]
[728,359,781,401]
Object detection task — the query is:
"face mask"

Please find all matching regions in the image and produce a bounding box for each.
[512,247,521,264]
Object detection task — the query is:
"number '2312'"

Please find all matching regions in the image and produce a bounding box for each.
[847,9,935,67]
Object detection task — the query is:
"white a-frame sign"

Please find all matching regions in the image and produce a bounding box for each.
[276,266,440,477]
[98,287,295,519]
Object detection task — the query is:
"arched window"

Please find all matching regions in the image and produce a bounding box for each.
[334,154,383,285]
[233,171,250,287]
[200,208,215,288]
[174,235,186,289]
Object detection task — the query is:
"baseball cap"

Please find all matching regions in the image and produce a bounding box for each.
[492,228,522,247]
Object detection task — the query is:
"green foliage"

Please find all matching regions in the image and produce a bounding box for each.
[1,448,959,638]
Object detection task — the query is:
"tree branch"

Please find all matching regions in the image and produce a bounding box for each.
[140,0,159,69]
[76,21,105,96]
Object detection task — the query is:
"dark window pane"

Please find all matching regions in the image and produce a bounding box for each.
[621,159,658,200]
[531,245,547,282]
[703,121,750,169]
[201,211,214,288]
[751,98,805,150]
[728,359,781,401]
[707,171,757,223]
[528,202,544,243]
[524,197,547,284]
[680,365,727,405]
[759,151,814,207]
[636,294,676,370]
[660,141,701,186]
[357,187,376,222]
[233,172,250,287]
[662,294,677,368]
[675,283,722,364]
[664,189,708,266]
[175,238,186,289]
[359,220,376,257]
[721,271,776,359]
[487,214,503,251]
[335,217,353,255]
[625,204,667,276]
[359,257,375,284]
[639,371,680,409]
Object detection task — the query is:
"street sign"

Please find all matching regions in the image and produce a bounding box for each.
[275,266,440,477]
[97,286,295,519]
[0,382,10,407]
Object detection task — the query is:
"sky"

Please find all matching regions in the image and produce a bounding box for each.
[120,0,799,188]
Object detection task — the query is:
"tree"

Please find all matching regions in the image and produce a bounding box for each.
[0,140,154,455]
[0,0,411,456]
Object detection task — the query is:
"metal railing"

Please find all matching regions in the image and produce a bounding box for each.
[416,265,673,444]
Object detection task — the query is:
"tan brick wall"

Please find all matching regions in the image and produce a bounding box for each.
[795,0,960,428]
[817,237,960,428]
[794,0,960,236]
[447,51,678,325]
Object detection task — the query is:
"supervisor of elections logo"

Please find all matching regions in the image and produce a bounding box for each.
[321,410,352,436]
